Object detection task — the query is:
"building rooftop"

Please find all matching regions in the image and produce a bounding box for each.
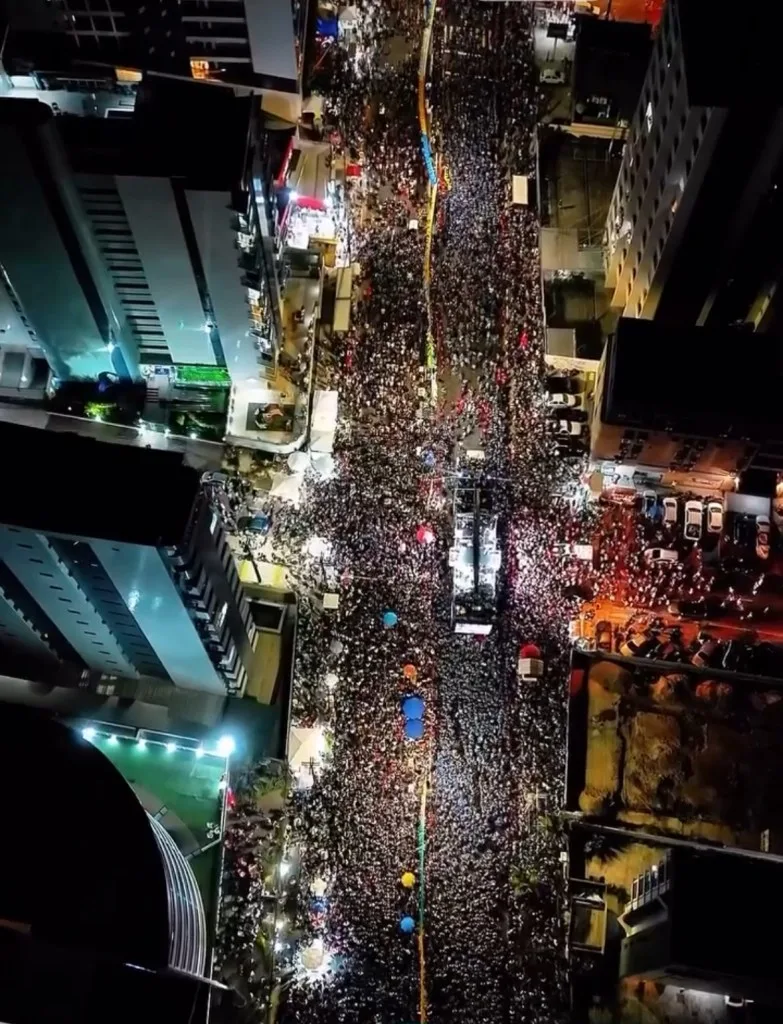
[572,15,652,125]
[0,81,254,190]
[0,424,200,545]
[678,1,783,108]
[603,318,783,442]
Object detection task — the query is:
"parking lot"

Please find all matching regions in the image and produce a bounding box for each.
[570,488,783,678]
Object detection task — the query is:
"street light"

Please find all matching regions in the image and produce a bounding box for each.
[215,734,236,758]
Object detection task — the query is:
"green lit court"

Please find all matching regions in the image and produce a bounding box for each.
[92,732,226,925]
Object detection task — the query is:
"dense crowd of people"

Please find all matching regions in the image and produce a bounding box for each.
[221,2,610,1023]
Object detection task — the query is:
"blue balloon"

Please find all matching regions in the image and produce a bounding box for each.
[382,611,398,628]
[404,718,425,741]
[400,916,415,934]
[402,696,425,720]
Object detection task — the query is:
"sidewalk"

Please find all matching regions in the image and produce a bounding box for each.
[224,274,322,452]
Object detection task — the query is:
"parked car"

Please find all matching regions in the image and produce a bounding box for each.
[553,420,585,437]
[594,620,613,652]
[706,500,723,534]
[619,632,655,658]
[668,596,727,620]
[641,490,658,519]
[732,513,755,548]
[544,375,579,394]
[684,500,704,542]
[662,496,678,526]
[547,393,581,408]
[540,66,566,85]
[652,635,684,661]
[560,543,594,562]
[692,636,721,668]
[756,514,771,560]
[644,547,679,564]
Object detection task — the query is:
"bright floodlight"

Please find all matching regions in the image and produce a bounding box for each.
[82,726,97,741]
[289,189,299,203]
[108,734,118,745]
[195,745,205,759]
[279,861,291,879]
[166,741,177,754]
[137,737,146,749]
[215,734,236,757]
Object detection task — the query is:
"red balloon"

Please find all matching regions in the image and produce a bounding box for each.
[416,525,435,545]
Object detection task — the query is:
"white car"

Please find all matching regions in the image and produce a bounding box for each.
[644,547,679,565]
[547,393,581,408]
[756,515,771,560]
[684,500,703,542]
[554,420,584,437]
[706,500,723,534]
[662,496,678,525]
[540,67,566,85]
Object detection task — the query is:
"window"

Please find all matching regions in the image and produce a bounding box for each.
[216,601,228,632]
[645,99,654,133]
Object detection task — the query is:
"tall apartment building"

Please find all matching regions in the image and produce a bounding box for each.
[0,424,257,694]
[0,84,283,384]
[0,0,309,101]
[603,0,783,328]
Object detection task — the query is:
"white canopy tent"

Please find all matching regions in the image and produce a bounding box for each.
[289,726,326,790]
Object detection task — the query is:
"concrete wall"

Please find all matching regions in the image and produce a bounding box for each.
[0,124,114,379]
[117,176,216,366]
[187,189,259,383]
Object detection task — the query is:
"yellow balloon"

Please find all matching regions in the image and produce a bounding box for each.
[401,871,416,889]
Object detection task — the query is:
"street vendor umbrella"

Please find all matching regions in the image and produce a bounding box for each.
[402,664,418,682]
[404,718,425,741]
[287,450,310,473]
[416,524,435,545]
[382,610,398,628]
[301,940,326,971]
[400,916,415,934]
[401,871,416,889]
[520,643,541,659]
[401,696,425,720]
